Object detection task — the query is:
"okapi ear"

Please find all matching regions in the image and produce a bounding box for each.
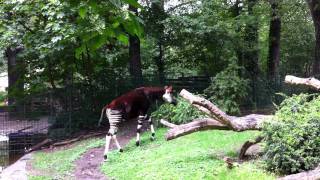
[164,85,172,91]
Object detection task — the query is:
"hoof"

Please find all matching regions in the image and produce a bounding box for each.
[119,149,123,152]
[136,141,140,146]
[150,137,155,141]
[104,154,108,160]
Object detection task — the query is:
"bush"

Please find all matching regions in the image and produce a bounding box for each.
[0,91,7,104]
[263,94,320,174]
[151,97,206,125]
[204,63,249,115]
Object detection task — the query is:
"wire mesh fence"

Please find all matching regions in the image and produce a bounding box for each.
[0,73,311,169]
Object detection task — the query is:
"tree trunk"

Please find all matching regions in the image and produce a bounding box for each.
[163,118,228,140]
[244,0,260,103]
[155,40,165,84]
[278,166,320,180]
[307,0,320,76]
[267,0,281,87]
[161,89,272,141]
[151,0,166,84]
[5,47,24,106]
[129,5,143,87]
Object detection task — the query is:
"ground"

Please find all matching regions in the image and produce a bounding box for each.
[27,119,275,180]
[28,119,138,180]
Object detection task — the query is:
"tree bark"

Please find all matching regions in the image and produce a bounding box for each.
[179,89,271,131]
[238,136,263,159]
[160,119,177,128]
[307,0,320,76]
[128,5,143,87]
[162,90,272,141]
[267,0,281,87]
[151,0,166,84]
[278,166,320,180]
[244,0,260,103]
[5,46,24,106]
[163,118,228,140]
[285,75,320,90]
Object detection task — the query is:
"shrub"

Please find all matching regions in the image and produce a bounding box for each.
[151,97,207,125]
[204,63,249,115]
[0,91,7,104]
[263,94,320,174]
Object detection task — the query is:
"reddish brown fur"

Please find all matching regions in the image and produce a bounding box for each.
[105,87,169,119]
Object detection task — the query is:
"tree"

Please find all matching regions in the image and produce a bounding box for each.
[267,0,281,87]
[307,0,320,76]
[5,46,24,105]
[129,5,143,87]
[151,0,166,84]
[243,0,260,103]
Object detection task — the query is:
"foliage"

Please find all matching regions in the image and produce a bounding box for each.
[204,63,249,115]
[101,129,273,180]
[30,137,104,179]
[263,94,320,174]
[151,97,206,125]
[0,91,7,104]
[0,0,318,132]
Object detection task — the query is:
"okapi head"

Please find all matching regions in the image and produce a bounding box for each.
[162,86,177,105]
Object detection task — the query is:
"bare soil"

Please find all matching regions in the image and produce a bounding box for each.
[74,119,139,180]
[27,119,147,180]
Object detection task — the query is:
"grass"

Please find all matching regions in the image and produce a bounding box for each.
[29,128,275,180]
[101,129,275,180]
[29,137,104,180]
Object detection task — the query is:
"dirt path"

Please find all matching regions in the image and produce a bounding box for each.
[74,119,142,180]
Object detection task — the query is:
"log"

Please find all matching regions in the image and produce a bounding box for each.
[160,119,177,128]
[52,136,83,147]
[179,89,272,131]
[238,136,263,160]
[278,167,320,180]
[165,118,228,140]
[164,90,272,140]
[52,132,104,147]
[26,138,52,153]
[285,75,320,90]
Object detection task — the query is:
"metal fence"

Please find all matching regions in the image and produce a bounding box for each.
[0,73,310,169]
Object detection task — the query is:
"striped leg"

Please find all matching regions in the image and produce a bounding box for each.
[104,133,112,160]
[148,117,155,141]
[112,135,123,152]
[136,115,144,146]
[104,109,122,160]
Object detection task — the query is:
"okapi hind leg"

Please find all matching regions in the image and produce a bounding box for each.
[104,108,122,160]
[112,135,123,152]
[148,118,155,141]
[136,115,144,146]
[104,133,112,160]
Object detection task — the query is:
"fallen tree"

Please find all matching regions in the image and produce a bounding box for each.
[278,166,320,180]
[163,75,316,140]
[161,89,272,141]
[163,118,228,140]
[285,75,320,90]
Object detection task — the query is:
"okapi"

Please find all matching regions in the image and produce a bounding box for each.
[98,86,176,160]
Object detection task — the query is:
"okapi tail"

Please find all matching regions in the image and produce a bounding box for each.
[98,106,106,127]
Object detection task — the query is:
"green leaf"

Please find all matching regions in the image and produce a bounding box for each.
[79,6,87,19]
[87,35,108,51]
[122,0,142,8]
[75,45,85,59]
[116,33,128,45]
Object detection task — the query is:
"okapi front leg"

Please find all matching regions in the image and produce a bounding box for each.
[136,115,144,146]
[148,118,155,141]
